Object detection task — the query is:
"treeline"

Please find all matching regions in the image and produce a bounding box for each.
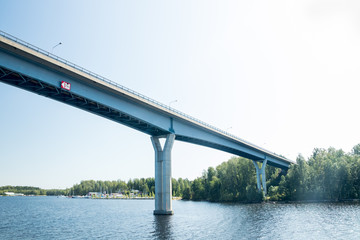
[186,144,360,202]
[4,144,360,202]
[181,157,265,202]
[268,145,360,201]
[0,186,46,196]
[1,178,192,197]
[68,178,191,197]
[0,186,70,196]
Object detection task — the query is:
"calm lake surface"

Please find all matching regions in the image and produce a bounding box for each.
[1,196,360,239]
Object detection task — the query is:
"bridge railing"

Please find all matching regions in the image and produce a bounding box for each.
[0,30,288,162]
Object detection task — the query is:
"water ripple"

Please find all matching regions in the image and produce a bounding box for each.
[1,197,360,239]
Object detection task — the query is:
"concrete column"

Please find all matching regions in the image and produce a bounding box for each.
[151,134,175,215]
[253,161,261,191]
[261,158,267,194]
[253,157,268,195]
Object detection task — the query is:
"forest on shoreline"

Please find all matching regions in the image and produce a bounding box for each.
[0,178,192,198]
[185,144,360,202]
[2,144,360,203]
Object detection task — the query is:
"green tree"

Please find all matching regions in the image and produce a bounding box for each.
[191,178,205,201]
[182,187,191,200]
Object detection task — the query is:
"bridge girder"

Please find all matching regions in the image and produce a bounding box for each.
[0,66,168,137]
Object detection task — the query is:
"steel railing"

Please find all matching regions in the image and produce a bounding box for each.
[0,30,290,162]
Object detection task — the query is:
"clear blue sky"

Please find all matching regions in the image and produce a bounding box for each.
[1,0,360,189]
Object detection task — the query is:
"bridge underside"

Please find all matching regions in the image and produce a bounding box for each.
[0,65,168,137]
[176,136,263,161]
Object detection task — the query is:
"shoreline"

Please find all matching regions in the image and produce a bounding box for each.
[182,198,360,204]
[1,195,359,204]
[0,195,182,200]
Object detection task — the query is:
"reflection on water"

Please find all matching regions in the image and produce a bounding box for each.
[0,197,360,239]
[153,215,173,240]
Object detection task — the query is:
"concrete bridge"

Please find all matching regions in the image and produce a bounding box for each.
[0,30,294,214]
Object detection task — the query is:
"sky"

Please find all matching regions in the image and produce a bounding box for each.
[1,0,360,189]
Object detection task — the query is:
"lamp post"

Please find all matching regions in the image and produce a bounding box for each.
[169,100,178,108]
[226,127,232,132]
[52,42,62,53]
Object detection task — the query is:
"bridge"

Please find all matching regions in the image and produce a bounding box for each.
[0,30,294,214]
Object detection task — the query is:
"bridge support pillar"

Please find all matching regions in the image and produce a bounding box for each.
[151,134,175,215]
[253,157,268,195]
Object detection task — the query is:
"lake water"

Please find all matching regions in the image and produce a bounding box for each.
[1,197,360,239]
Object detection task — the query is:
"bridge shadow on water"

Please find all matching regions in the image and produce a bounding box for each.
[152,215,174,239]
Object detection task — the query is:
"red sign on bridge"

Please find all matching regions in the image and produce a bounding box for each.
[61,81,71,91]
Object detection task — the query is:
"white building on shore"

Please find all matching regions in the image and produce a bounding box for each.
[4,192,25,196]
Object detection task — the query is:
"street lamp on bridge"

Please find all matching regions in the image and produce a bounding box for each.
[168,99,178,108]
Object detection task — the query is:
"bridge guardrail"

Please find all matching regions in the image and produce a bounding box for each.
[0,30,289,162]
